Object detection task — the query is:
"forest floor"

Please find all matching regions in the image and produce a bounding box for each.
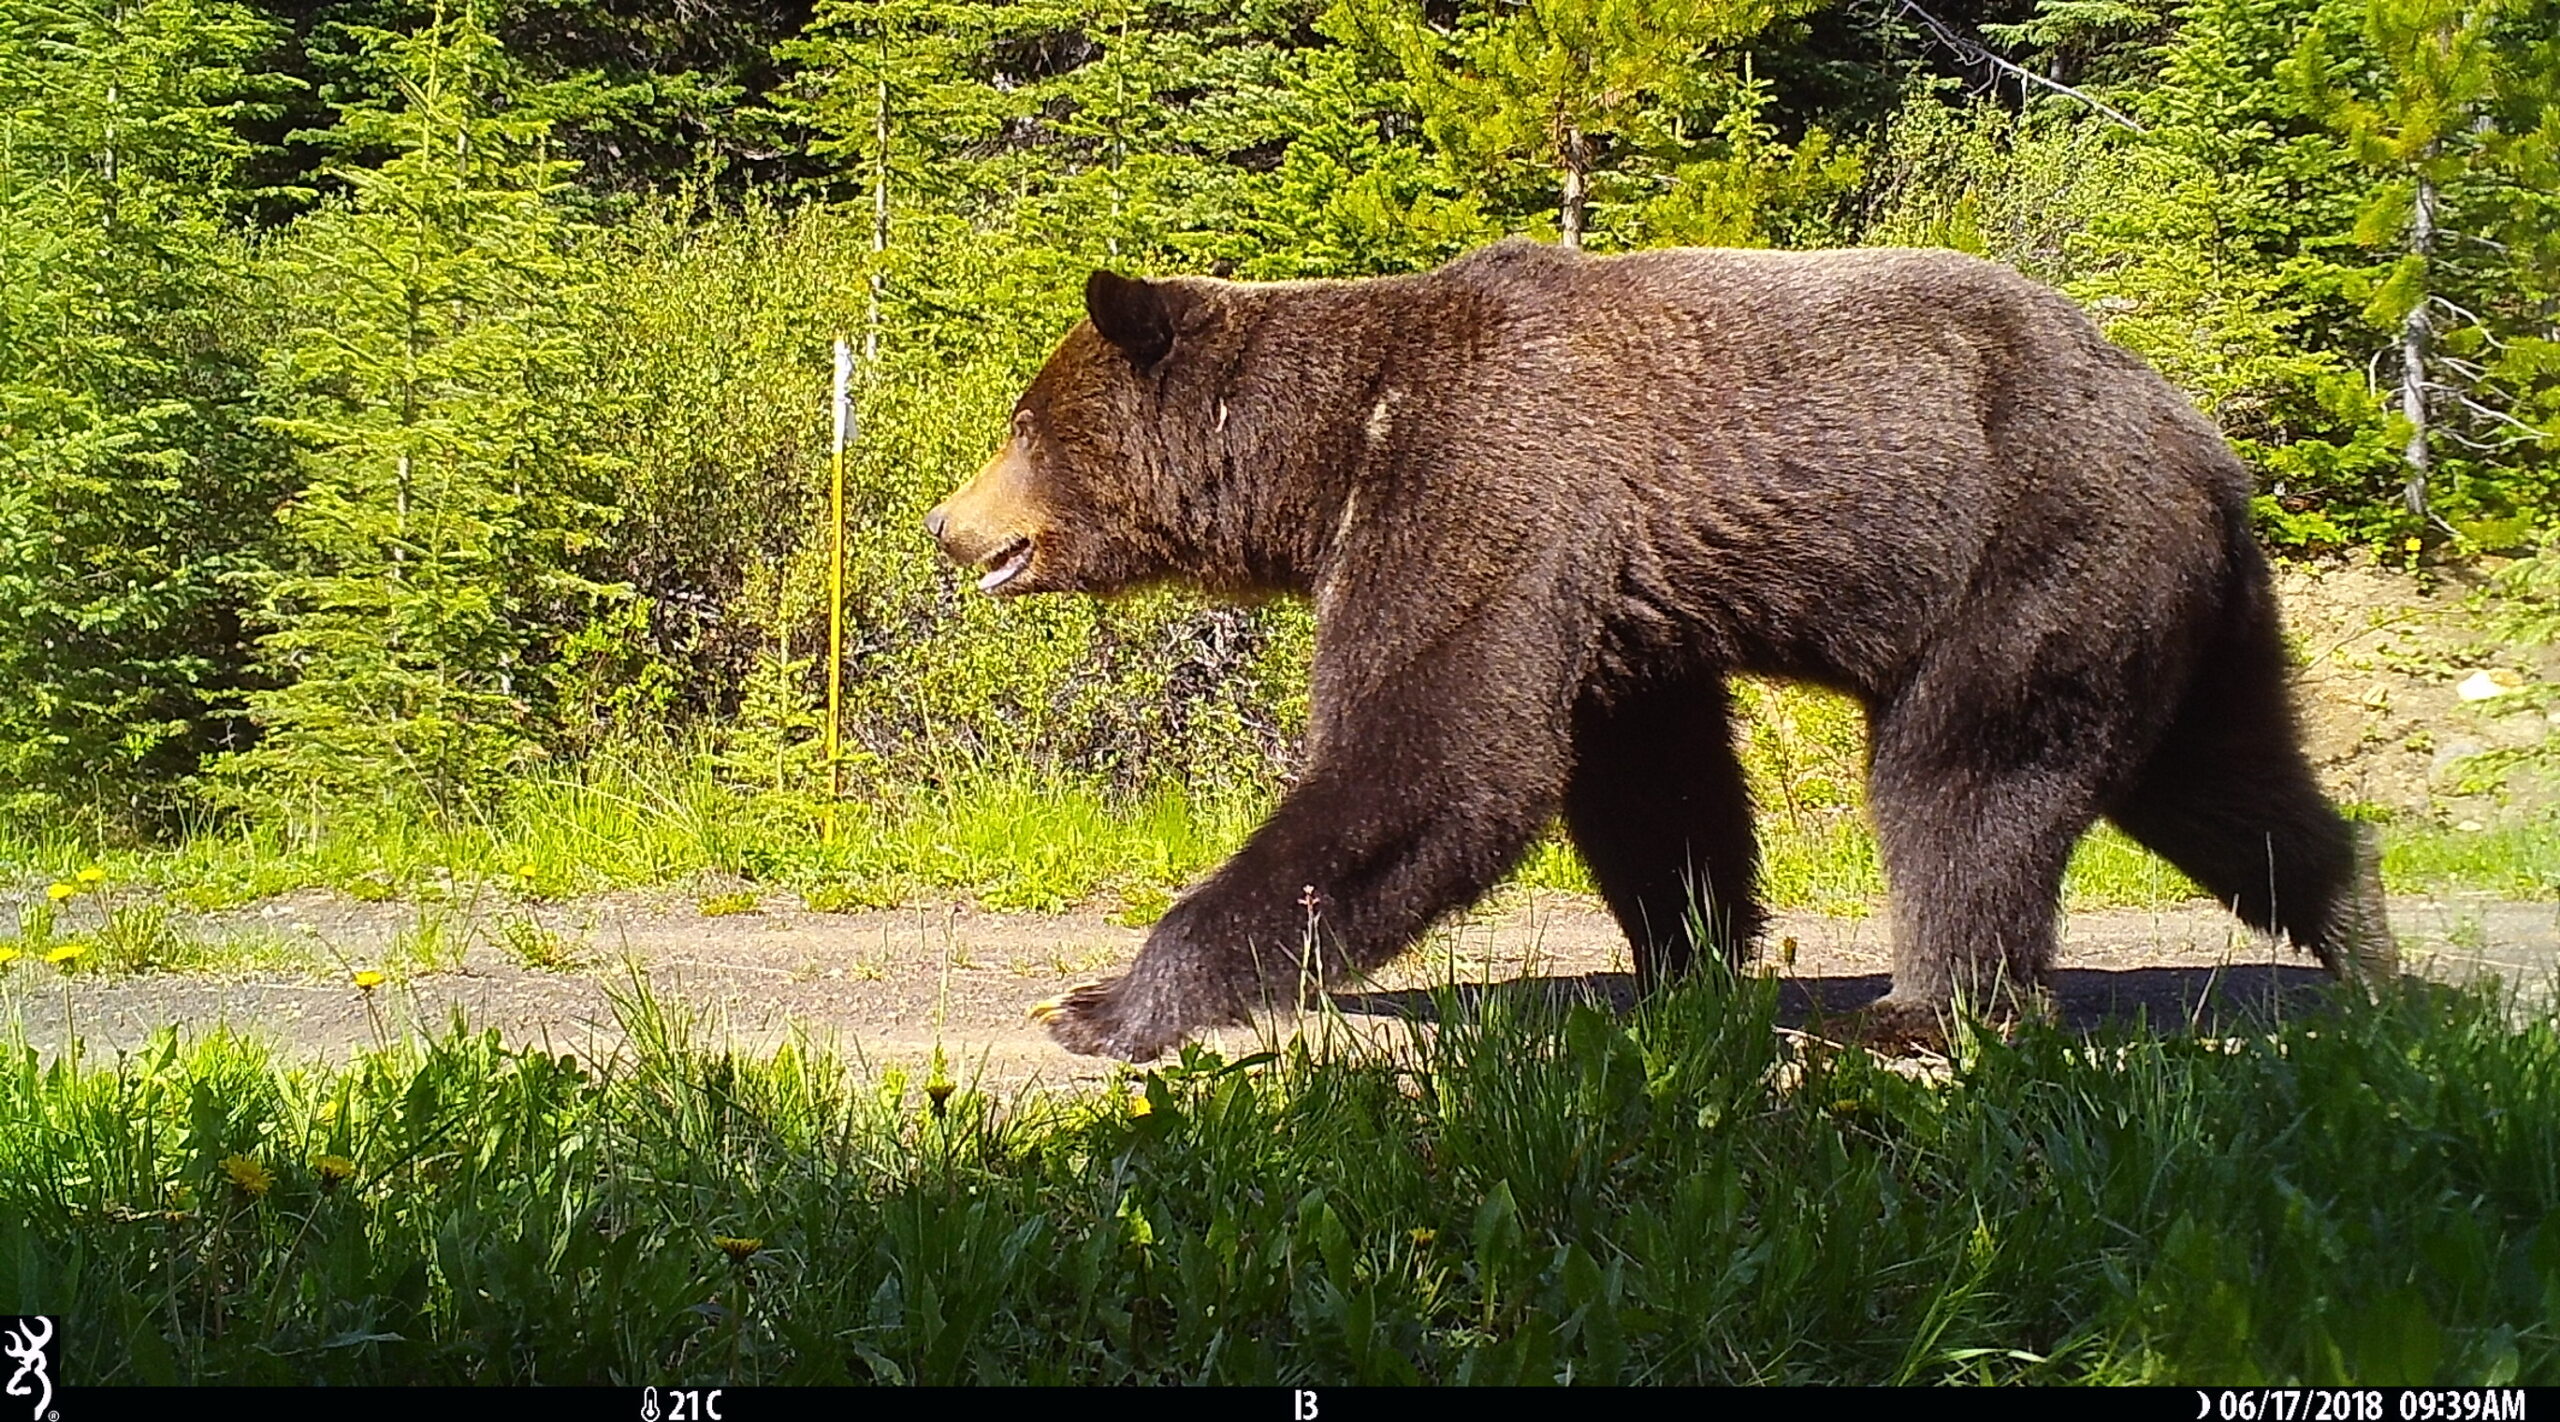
[8,887,2555,1088]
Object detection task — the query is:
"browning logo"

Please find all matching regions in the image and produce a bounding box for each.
[0,1317,53,1422]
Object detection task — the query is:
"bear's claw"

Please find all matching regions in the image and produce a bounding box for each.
[1036,977,1184,1062]
[1035,968,1250,1062]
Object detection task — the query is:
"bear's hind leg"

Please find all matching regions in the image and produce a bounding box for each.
[2105,584,2395,980]
[1563,670,1763,987]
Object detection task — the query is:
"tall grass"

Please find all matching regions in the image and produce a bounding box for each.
[3,973,2553,1383]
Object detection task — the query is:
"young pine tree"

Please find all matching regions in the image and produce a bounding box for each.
[223,8,619,818]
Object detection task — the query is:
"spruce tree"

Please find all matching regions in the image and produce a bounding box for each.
[1979,0,2177,89]
[1331,0,1837,250]
[2474,0,2560,515]
[2291,0,2503,522]
[772,0,1039,361]
[2067,0,2399,548]
[0,0,291,824]
[222,5,617,816]
[1236,28,1500,277]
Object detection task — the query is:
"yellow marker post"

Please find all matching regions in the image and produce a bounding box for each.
[825,338,851,843]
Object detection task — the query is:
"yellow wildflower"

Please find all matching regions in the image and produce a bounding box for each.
[1128,1092,1153,1118]
[714,1235,763,1262]
[44,943,87,966]
[351,969,386,991]
[221,1154,274,1198]
[2406,537,2425,552]
[516,862,540,880]
[75,865,105,886]
[1408,1227,1436,1247]
[46,882,74,901]
[0,948,19,967]
[314,1155,357,1192]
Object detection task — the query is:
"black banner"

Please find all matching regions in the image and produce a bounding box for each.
[42,1386,2559,1422]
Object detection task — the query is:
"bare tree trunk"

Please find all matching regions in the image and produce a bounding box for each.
[866,69,887,367]
[2401,170,2435,518]
[1558,124,1588,251]
[1107,5,1128,261]
[102,81,119,227]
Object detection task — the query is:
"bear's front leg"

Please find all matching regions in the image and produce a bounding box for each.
[1036,633,1579,1060]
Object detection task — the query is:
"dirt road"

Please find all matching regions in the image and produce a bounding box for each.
[7,889,2552,1087]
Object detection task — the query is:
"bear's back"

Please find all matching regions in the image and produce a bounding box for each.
[1433,238,2107,375]
[1413,239,2239,516]
[1374,240,2250,689]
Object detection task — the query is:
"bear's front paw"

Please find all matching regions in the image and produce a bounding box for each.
[1032,975,1207,1062]
[1832,988,2048,1054]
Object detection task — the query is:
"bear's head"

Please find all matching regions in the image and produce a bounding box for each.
[926,269,1254,598]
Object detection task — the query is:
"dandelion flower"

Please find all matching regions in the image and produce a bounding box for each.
[44,943,87,966]
[314,1155,356,1191]
[0,948,19,967]
[1128,1092,1153,1118]
[925,1080,955,1110]
[1408,1227,1436,1247]
[516,862,540,880]
[714,1235,763,1262]
[351,969,386,991]
[221,1154,274,1198]
[45,882,75,901]
[75,865,105,885]
[2406,537,2425,552]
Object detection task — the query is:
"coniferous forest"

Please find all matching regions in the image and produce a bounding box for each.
[5,0,2558,856]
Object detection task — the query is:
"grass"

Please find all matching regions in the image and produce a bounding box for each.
[4,971,2554,1383]
[5,751,2554,959]
[0,750,1278,918]
[4,714,2558,971]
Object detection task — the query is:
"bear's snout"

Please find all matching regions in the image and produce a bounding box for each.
[928,438,1045,594]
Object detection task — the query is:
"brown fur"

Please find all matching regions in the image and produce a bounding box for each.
[928,240,2397,1061]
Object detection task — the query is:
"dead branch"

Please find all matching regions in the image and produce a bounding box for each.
[1876,0,2147,133]
[2450,392,2548,438]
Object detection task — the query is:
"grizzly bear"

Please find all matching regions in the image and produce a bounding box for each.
[925,238,2396,1061]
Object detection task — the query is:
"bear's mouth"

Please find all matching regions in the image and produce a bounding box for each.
[977,536,1034,593]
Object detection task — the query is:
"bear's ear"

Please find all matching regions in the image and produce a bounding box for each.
[1085,269,1178,369]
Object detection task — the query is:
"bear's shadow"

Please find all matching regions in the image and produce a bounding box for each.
[1325,964,2340,1038]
